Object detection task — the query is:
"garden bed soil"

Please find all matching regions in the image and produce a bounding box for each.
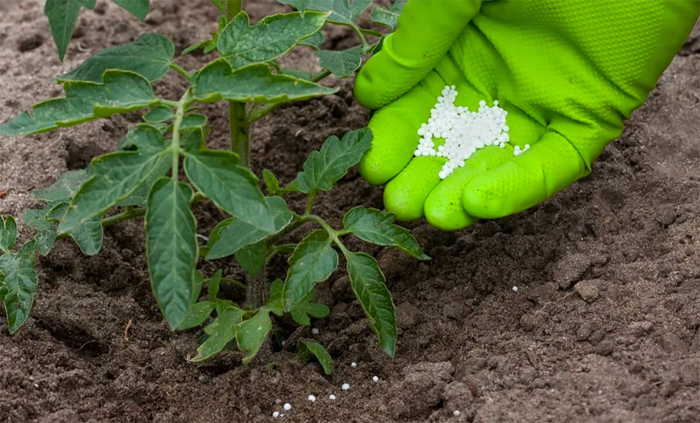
[1,1,699,422]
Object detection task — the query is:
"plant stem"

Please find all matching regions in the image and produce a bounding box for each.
[224,0,242,19]
[264,217,304,247]
[221,277,247,290]
[171,91,191,178]
[228,101,250,166]
[301,214,349,253]
[353,26,371,51]
[169,62,191,80]
[304,192,316,216]
[102,207,146,227]
[219,0,249,167]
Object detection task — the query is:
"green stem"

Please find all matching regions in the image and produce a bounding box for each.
[56,208,145,240]
[301,214,349,254]
[229,101,250,166]
[221,277,247,290]
[264,217,304,247]
[171,91,192,178]
[304,192,316,216]
[353,25,371,51]
[169,62,191,80]
[102,207,145,227]
[224,0,243,19]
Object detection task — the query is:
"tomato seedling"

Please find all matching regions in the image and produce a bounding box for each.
[0,0,422,365]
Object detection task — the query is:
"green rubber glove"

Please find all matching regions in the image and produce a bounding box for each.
[355,0,699,230]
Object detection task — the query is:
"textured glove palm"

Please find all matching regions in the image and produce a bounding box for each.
[355,0,699,230]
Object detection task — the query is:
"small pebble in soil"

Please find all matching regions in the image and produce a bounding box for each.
[372,376,379,383]
[311,328,319,335]
[329,394,337,400]
[308,395,316,402]
[272,411,280,418]
[342,383,350,390]
[454,410,461,416]
[512,286,518,292]
[283,403,292,411]
[351,362,357,368]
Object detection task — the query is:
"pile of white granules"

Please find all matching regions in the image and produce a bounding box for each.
[414,85,525,179]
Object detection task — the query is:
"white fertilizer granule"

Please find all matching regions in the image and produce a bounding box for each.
[514,144,530,156]
[414,85,510,179]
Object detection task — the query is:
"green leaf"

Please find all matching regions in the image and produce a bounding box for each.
[118,124,167,154]
[0,71,157,136]
[215,299,235,316]
[315,46,363,78]
[178,301,216,330]
[266,279,284,316]
[32,169,91,202]
[299,31,325,50]
[0,216,18,253]
[218,11,327,69]
[206,196,293,260]
[59,138,169,233]
[278,0,371,27]
[370,1,406,30]
[208,269,222,299]
[281,68,313,81]
[299,340,333,374]
[191,305,245,361]
[282,230,338,310]
[46,202,69,221]
[192,60,337,104]
[180,114,207,130]
[235,242,267,275]
[58,33,173,83]
[182,39,216,56]
[23,207,58,256]
[44,0,96,61]
[218,15,228,32]
[345,252,396,357]
[146,178,198,329]
[184,149,274,232]
[182,128,207,154]
[143,106,175,123]
[236,309,272,364]
[262,169,281,195]
[297,128,372,193]
[0,241,38,333]
[290,291,330,325]
[343,207,429,260]
[111,0,150,21]
[69,217,103,255]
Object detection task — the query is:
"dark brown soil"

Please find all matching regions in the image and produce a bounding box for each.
[1,1,699,422]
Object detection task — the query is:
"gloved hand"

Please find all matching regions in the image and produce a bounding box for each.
[355,0,699,230]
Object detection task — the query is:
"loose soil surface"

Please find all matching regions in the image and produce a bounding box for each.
[1,1,699,422]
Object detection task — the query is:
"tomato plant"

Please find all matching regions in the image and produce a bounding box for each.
[0,0,420,365]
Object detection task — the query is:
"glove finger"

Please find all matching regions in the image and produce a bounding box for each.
[424,146,512,231]
[359,70,447,185]
[384,156,445,222]
[354,0,481,110]
[463,130,588,219]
